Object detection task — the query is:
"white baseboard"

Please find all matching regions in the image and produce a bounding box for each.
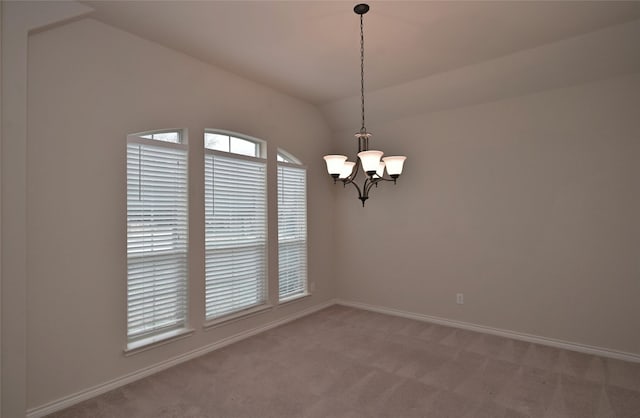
[27,299,336,418]
[27,297,639,417]
[336,299,640,364]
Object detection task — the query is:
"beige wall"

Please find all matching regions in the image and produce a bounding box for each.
[3,2,95,416]
[332,72,640,356]
[25,17,335,409]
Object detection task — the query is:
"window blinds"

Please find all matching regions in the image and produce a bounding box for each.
[126,139,188,342]
[205,152,267,319]
[277,164,307,300]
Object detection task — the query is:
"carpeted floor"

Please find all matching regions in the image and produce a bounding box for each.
[49,305,640,417]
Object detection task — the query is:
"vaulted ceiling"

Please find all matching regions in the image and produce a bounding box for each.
[84,1,640,130]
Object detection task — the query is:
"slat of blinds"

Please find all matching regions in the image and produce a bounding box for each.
[277,165,307,300]
[205,153,267,320]
[128,279,185,297]
[127,142,188,341]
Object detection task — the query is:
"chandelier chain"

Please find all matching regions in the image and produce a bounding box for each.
[360,13,366,133]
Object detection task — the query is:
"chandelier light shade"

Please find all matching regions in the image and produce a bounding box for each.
[382,156,407,178]
[357,150,384,175]
[322,3,407,206]
[339,161,356,179]
[323,155,348,178]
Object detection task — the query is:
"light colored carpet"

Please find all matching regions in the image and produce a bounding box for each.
[49,305,640,417]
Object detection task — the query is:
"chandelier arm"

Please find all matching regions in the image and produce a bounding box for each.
[364,177,380,196]
[372,176,397,183]
[351,157,362,182]
[371,176,399,186]
[363,175,399,195]
[343,176,365,201]
[340,157,362,184]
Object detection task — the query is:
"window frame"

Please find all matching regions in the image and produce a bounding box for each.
[203,130,270,324]
[204,129,265,159]
[124,128,312,350]
[276,151,309,303]
[125,130,192,353]
[138,128,183,144]
[277,149,300,164]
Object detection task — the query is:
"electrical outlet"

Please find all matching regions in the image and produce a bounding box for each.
[456,293,464,305]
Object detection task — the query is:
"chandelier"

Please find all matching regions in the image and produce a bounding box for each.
[323,3,407,207]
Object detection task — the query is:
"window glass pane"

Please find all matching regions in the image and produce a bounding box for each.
[204,133,230,152]
[140,131,181,144]
[277,150,300,164]
[205,131,262,157]
[230,137,258,157]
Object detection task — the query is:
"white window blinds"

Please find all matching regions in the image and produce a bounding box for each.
[278,163,307,300]
[205,152,267,319]
[126,137,188,344]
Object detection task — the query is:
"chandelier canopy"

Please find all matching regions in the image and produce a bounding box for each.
[323,3,407,207]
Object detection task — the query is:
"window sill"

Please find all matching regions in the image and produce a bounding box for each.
[124,328,194,356]
[278,292,311,306]
[203,304,273,330]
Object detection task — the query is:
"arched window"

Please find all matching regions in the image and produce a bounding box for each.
[204,130,267,319]
[204,130,264,157]
[126,129,189,349]
[277,149,308,301]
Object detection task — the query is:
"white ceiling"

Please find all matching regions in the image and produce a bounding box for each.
[84,1,640,106]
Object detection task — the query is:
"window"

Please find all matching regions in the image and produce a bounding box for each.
[204,131,267,320]
[204,132,259,157]
[126,130,188,349]
[277,151,308,301]
[139,130,181,144]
